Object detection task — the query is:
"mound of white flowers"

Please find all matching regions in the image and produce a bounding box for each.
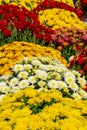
[0,57,87,101]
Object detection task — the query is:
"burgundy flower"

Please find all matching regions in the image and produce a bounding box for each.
[34,32,44,40]
[76,46,82,50]
[84,65,87,71]
[77,57,84,65]
[70,59,75,66]
[44,33,51,42]
[14,21,27,30]
[0,20,8,31]
[4,12,15,21]
[3,29,12,36]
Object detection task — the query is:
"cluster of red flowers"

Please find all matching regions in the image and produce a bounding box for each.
[33,0,83,19]
[0,4,55,42]
[0,3,86,47]
[70,48,87,77]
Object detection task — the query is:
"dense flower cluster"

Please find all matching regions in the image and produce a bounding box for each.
[50,27,87,59]
[0,0,87,129]
[69,48,87,80]
[37,7,87,30]
[0,4,39,34]
[0,4,58,45]
[0,0,74,11]
[0,87,87,130]
[0,41,67,75]
[0,56,87,100]
[0,4,87,61]
[0,3,87,46]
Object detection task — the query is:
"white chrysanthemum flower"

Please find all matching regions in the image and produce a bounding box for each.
[48,79,58,89]
[19,80,29,89]
[0,82,7,91]
[72,93,81,100]
[24,64,32,71]
[0,74,11,80]
[54,66,67,73]
[18,71,28,79]
[35,70,48,80]
[46,65,55,71]
[79,89,87,99]
[39,64,46,70]
[69,83,78,91]
[9,78,19,87]
[13,64,24,73]
[64,71,75,79]
[38,80,46,87]
[57,81,67,90]
[78,77,86,86]
[28,76,37,84]
[72,70,81,77]
[31,59,41,66]
[65,77,75,84]
[0,94,5,102]
[2,86,10,94]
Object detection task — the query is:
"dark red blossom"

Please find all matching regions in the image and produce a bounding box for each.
[70,59,75,66]
[0,20,8,31]
[14,21,28,30]
[70,48,87,78]
[3,29,12,36]
[4,12,15,21]
[84,65,87,71]
[76,46,83,50]
[77,57,85,65]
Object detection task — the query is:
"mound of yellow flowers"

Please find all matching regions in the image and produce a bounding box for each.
[38,8,87,30]
[0,87,87,130]
[0,41,67,75]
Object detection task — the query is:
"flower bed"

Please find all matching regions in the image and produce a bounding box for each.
[0,87,87,130]
[0,0,87,129]
[0,4,87,61]
[0,41,67,75]
[69,47,87,80]
[35,0,87,30]
[0,56,87,100]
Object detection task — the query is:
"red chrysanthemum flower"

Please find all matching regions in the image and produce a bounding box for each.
[77,57,85,65]
[3,29,12,36]
[84,65,87,71]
